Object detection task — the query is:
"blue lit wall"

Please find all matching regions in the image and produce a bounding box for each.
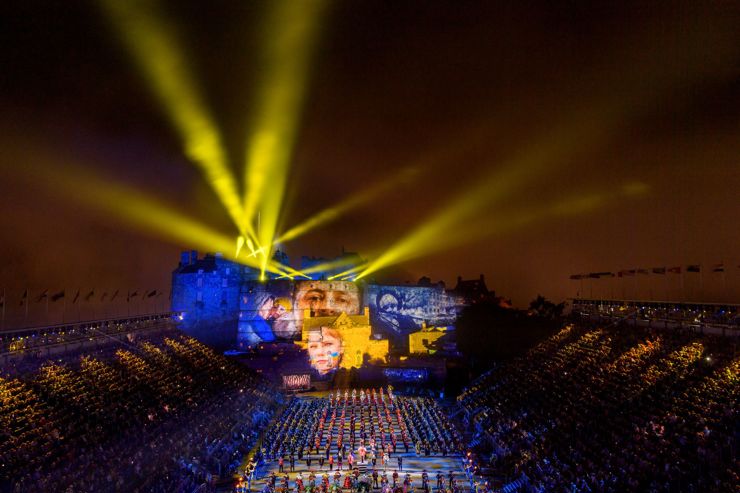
[172,251,459,351]
[171,252,248,347]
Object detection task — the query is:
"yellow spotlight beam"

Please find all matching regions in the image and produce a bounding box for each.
[298,256,366,276]
[235,236,245,258]
[12,150,279,273]
[276,166,418,244]
[355,114,609,280]
[241,0,331,278]
[356,16,738,281]
[327,263,368,280]
[266,262,295,279]
[100,0,246,235]
[274,264,312,279]
[356,183,648,281]
[457,181,650,247]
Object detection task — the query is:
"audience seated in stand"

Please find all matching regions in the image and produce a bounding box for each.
[1,333,283,493]
[458,323,738,493]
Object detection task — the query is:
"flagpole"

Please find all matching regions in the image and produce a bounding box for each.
[45,294,49,326]
[25,288,30,323]
[1,288,5,331]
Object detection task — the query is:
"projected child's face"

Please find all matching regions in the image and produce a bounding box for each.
[307,327,342,374]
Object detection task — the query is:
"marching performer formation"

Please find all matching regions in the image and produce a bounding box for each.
[236,388,467,493]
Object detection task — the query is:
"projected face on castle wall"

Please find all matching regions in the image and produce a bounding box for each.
[293,280,360,329]
[238,280,362,346]
[306,326,343,374]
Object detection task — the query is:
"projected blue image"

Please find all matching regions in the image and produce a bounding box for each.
[364,285,456,337]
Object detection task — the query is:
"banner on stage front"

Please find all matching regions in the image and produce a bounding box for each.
[282,373,311,391]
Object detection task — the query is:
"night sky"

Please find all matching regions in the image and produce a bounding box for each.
[1,0,739,324]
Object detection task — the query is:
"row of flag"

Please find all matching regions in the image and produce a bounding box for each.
[570,263,733,280]
[0,289,166,307]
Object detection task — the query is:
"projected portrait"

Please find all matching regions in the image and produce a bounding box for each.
[306,325,344,375]
[292,280,360,331]
[238,282,298,345]
[257,295,295,339]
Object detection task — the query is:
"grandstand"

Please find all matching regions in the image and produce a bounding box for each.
[571,299,740,334]
[459,320,738,492]
[1,303,737,493]
[0,317,282,492]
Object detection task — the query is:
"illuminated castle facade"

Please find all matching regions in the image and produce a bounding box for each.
[171,250,467,350]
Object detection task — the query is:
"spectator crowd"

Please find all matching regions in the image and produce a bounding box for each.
[1,333,282,492]
[458,323,738,492]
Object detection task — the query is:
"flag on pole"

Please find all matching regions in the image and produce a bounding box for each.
[19,289,28,306]
[51,290,65,301]
[101,292,108,302]
[686,265,701,273]
[618,269,636,277]
[128,290,139,302]
[569,274,586,280]
[652,267,666,274]
[712,263,725,273]
[147,289,158,298]
[85,290,95,301]
[0,292,4,308]
[668,266,681,274]
[72,289,81,303]
[35,290,49,302]
[111,290,120,301]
